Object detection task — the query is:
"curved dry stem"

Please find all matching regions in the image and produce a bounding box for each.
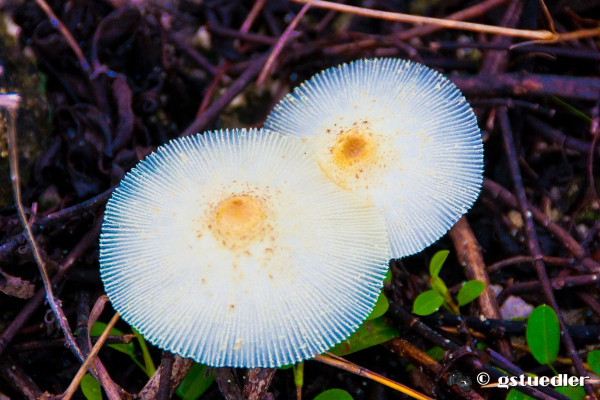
[291,0,600,43]
[315,353,434,400]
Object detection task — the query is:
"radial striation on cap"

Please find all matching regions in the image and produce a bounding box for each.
[100,128,390,368]
[265,58,483,259]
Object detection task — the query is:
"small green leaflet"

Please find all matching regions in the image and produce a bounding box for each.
[90,322,135,356]
[588,350,600,375]
[526,304,559,365]
[506,388,534,400]
[365,292,389,320]
[413,290,444,316]
[176,363,215,400]
[313,388,353,400]
[81,374,102,400]
[457,280,485,307]
[384,269,392,283]
[133,328,156,376]
[329,317,399,356]
[429,250,449,278]
[556,385,585,400]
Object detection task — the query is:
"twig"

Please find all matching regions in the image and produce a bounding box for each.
[449,217,515,361]
[480,0,522,75]
[257,4,310,86]
[388,303,571,400]
[577,292,600,317]
[5,96,85,364]
[213,368,243,400]
[10,335,135,352]
[487,255,574,272]
[0,93,21,110]
[157,352,175,400]
[527,115,600,157]
[208,24,277,45]
[138,356,194,400]
[385,338,483,400]
[537,0,556,34]
[291,0,555,40]
[197,60,230,117]
[497,107,595,399]
[419,311,600,344]
[240,0,267,33]
[428,40,600,61]
[243,368,277,400]
[180,54,268,137]
[397,0,508,40]
[76,292,123,400]
[0,187,113,263]
[586,98,600,200]
[33,0,90,74]
[482,178,600,272]
[62,313,120,400]
[0,220,102,358]
[503,274,600,294]
[451,73,600,100]
[169,32,220,76]
[0,357,43,400]
[469,98,555,117]
[315,353,434,400]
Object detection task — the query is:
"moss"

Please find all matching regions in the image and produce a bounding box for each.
[0,14,52,207]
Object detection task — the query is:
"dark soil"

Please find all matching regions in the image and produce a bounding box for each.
[1,1,600,400]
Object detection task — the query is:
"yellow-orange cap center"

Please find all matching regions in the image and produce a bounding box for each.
[332,128,376,167]
[212,195,266,248]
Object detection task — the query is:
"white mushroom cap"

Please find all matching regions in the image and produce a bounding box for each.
[99,128,390,368]
[265,58,483,259]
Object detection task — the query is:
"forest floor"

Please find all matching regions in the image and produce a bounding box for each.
[1,0,600,400]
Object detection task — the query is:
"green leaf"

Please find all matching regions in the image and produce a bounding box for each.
[476,342,488,352]
[176,363,215,400]
[429,250,449,278]
[313,388,353,400]
[91,322,135,356]
[588,350,600,375]
[556,385,585,400]
[427,346,445,360]
[457,280,485,307]
[80,374,102,400]
[329,317,399,356]
[506,388,534,400]
[384,269,392,283]
[526,304,559,365]
[366,292,389,320]
[430,276,448,297]
[413,290,444,316]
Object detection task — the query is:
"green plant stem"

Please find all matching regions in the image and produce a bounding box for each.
[134,329,156,376]
[548,363,559,376]
[551,96,592,122]
[293,362,304,400]
[442,297,460,315]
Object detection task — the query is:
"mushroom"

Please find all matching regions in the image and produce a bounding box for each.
[265,58,483,259]
[99,128,390,368]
